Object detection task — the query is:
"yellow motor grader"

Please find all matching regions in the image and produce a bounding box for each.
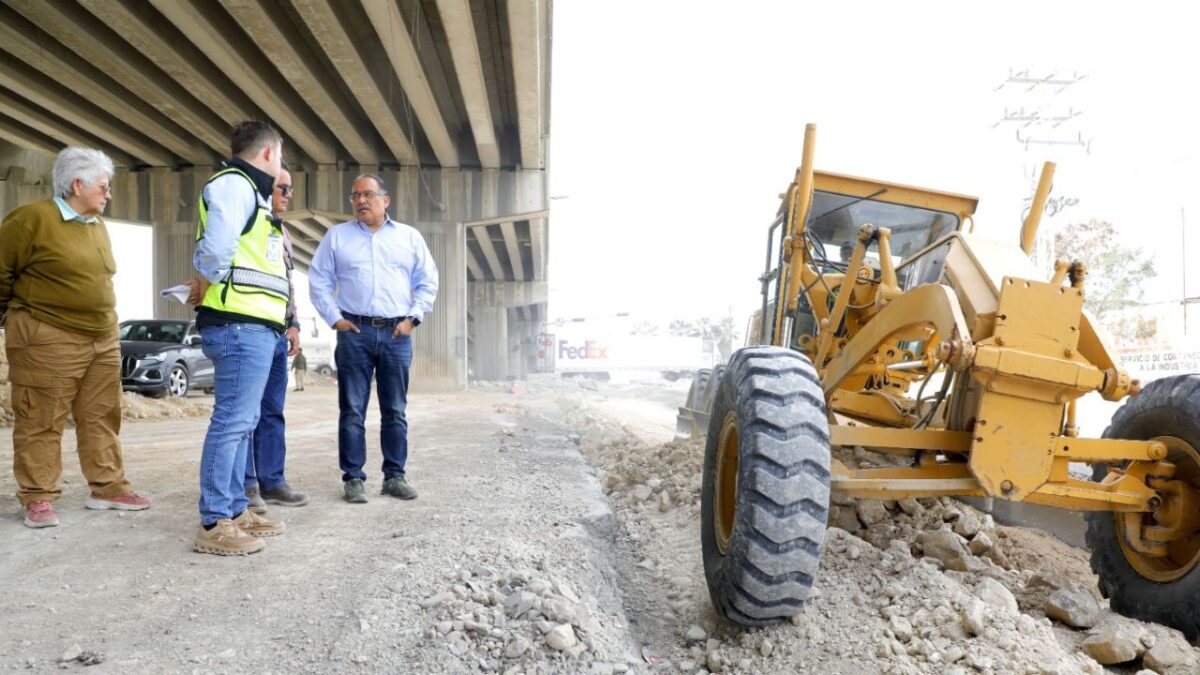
[696,124,1200,637]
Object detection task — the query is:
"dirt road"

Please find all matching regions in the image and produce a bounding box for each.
[0,384,642,673]
[2,376,1199,674]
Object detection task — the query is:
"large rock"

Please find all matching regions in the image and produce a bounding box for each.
[975,578,1018,616]
[504,591,537,618]
[856,500,889,526]
[952,509,982,538]
[831,506,863,533]
[961,598,986,637]
[968,532,994,556]
[1144,635,1199,673]
[1044,584,1101,629]
[545,624,578,651]
[917,529,973,572]
[888,615,913,643]
[1082,628,1145,665]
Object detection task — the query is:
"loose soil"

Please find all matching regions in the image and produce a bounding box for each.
[0,374,1196,674]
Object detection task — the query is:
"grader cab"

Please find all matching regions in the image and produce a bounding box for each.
[696,124,1200,637]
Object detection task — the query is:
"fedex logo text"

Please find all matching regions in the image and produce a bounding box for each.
[558,340,608,359]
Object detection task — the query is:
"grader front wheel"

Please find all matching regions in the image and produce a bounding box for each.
[1085,374,1200,639]
[700,346,831,626]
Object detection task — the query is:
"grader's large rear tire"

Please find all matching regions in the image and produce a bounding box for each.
[700,346,831,625]
[1085,374,1200,639]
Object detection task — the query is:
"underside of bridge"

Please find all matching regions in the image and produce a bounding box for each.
[0,0,551,389]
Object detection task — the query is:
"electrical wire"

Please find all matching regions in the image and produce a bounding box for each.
[914,359,954,429]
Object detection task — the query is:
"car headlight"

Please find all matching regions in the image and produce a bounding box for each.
[139,353,166,366]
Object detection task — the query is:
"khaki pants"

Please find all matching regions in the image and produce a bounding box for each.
[6,310,131,506]
[293,369,306,390]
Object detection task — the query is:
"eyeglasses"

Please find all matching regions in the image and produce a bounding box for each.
[277,185,293,196]
[349,190,387,201]
[94,183,112,194]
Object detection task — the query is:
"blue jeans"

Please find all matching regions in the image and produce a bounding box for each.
[245,333,289,492]
[335,325,412,482]
[198,323,278,525]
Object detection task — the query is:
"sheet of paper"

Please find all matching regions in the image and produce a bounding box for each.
[160,284,192,304]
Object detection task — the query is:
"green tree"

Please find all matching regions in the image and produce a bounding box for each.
[1052,219,1156,319]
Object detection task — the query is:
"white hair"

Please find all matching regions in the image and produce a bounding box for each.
[53,147,114,198]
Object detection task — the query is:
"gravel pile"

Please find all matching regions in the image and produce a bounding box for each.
[417,562,634,674]
[561,390,1200,675]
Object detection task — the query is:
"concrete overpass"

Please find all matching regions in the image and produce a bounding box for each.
[0,0,551,389]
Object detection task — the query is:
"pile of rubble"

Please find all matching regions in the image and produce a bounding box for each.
[416,562,633,674]
[566,394,1200,675]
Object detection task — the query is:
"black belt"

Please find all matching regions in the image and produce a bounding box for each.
[341,311,401,327]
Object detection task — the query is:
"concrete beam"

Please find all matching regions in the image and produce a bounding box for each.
[465,243,485,280]
[293,0,416,165]
[435,0,501,168]
[218,0,379,165]
[6,0,227,159]
[0,89,136,167]
[361,0,459,168]
[499,221,524,281]
[469,280,548,308]
[468,224,505,281]
[311,214,342,235]
[78,0,252,128]
[285,216,330,248]
[290,248,312,272]
[462,208,549,228]
[0,5,211,164]
[0,55,172,166]
[147,0,338,164]
[0,117,59,158]
[289,236,317,259]
[506,0,544,169]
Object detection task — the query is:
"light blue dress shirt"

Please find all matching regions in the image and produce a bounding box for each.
[192,173,264,284]
[52,196,98,224]
[308,217,439,328]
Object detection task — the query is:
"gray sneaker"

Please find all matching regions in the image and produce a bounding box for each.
[343,479,368,504]
[381,476,417,500]
[246,487,268,515]
[262,484,310,507]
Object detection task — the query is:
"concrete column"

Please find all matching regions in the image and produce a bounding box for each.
[474,306,508,380]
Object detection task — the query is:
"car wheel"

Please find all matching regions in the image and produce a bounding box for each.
[167,364,190,398]
[317,365,334,377]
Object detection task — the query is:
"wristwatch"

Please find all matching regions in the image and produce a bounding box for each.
[405,316,421,327]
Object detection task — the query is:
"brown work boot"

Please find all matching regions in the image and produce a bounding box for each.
[233,509,285,537]
[194,519,265,556]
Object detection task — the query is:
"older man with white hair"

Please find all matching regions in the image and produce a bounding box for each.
[0,147,151,528]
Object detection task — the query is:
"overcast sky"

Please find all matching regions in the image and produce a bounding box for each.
[547,2,1200,330]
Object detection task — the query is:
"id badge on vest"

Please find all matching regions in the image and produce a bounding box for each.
[266,232,283,263]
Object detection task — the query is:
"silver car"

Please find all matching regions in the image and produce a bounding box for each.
[119,320,216,397]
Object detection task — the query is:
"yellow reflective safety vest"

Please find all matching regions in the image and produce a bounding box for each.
[195,167,289,329]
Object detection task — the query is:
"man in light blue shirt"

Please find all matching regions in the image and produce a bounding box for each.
[308,173,438,504]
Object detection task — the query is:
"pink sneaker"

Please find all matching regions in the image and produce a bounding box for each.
[85,491,151,511]
[24,501,59,528]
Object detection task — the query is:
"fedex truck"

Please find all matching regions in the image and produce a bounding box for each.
[538,328,720,380]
